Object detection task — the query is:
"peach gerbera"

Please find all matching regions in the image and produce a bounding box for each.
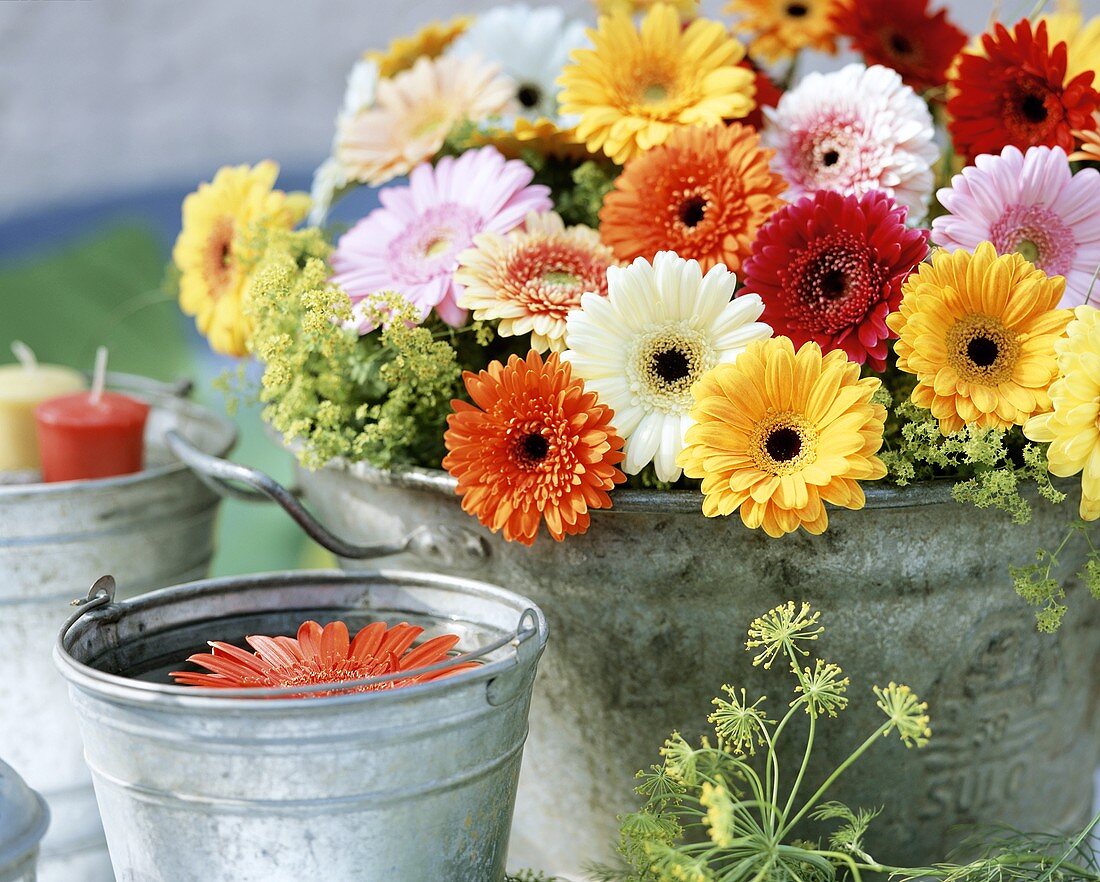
[170,620,476,697]
[337,54,517,187]
[443,351,626,545]
[599,124,785,273]
[455,211,619,352]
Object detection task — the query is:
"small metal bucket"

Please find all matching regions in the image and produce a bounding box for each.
[0,374,235,882]
[0,759,49,882]
[55,569,548,882]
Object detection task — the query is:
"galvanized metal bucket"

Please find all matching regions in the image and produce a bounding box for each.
[0,758,49,882]
[0,374,235,882]
[55,569,547,882]
[166,435,1100,875]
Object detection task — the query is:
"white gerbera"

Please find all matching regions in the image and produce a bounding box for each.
[763,63,938,219]
[308,59,379,226]
[447,3,588,124]
[563,251,772,482]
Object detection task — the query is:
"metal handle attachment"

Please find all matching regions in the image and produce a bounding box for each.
[165,430,488,565]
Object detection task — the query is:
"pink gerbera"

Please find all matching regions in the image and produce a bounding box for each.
[932,145,1100,307]
[742,189,930,369]
[331,147,552,328]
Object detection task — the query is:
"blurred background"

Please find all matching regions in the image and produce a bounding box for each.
[0,0,1065,576]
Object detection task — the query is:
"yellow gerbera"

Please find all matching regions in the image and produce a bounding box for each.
[172,162,309,357]
[678,337,887,538]
[558,4,755,164]
[726,0,839,62]
[594,0,699,18]
[1024,306,1100,521]
[1039,11,1100,84]
[364,16,472,78]
[886,242,1072,436]
[471,117,595,162]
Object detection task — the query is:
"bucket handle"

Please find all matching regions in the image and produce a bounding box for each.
[164,430,488,564]
[100,372,194,399]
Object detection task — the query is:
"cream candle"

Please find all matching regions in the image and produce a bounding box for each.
[0,342,87,472]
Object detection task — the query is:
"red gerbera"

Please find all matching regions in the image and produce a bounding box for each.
[947,18,1100,160]
[741,190,930,370]
[737,57,784,131]
[831,0,966,95]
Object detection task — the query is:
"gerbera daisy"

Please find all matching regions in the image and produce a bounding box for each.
[170,620,476,696]
[172,161,309,357]
[830,0,966,95]
[886,242,1072,435]
[563,251,772,482]
[448,4,588,125]
[931,145,1100,308]
[331,147,551,328]
[677,337,887,537]
[763,63,938,218]
[337,54,517,187]
[1070,112,1100,162]
[1039,11,1100,85]
[742,190,929,370]
[365,16,472,78]
[947,18,1100,160]
[594,0,699,17]
[557,4,755,164]
[739,59,783,132]
[1024,306,1100,521]
[442,351,626,546]
[455,211,618,352]
[726,0,839,63]
[598,124,786,274]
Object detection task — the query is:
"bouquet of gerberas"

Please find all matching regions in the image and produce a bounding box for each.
[172,0,1100,625]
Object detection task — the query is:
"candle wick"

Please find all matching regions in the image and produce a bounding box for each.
[11,341,38,370]
[91,346,109,404]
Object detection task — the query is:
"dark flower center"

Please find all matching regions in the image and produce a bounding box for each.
[651,348,691,383]
[819,268,847,299]
[889,33,913,56]
[967,336,999,368]
[822,149,840,167]
[679,195,708,228]
[766,427,802,462]
[520,432,550,462]
[1020,93,1048,124]
[786,2,809,17]
[517,84,542,109]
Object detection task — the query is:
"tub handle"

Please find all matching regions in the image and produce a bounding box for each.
[165,430,489,565]
[58,575,118,644]
[101,372,194,399]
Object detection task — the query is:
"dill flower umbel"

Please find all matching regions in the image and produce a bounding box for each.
[598,124,786,274]
[337,54,517,187]
[678,338,887,537]
[442,351,626,545]
[873,682,931,748]
[742,190,929,370]
[1024,306,1100,522]
[172,161,309,357]
[558,4,755,164]
[744,601,823,668]
[563,252,772,482]
[947,18,1100,160]
[830,0,966,94]
[887,242,1072,435]
[727,0,838,63]
[365,16,471,78]
[931,146,1100,309]
[455,211,618,352]
[331,147,551,328]
[171,620,476,696]
[764,63,938,218]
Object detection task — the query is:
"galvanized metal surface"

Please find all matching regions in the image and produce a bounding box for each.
[0,758,49,882]
[0,376,236,882]
[277,458,1100,877]
[55,569,548,882]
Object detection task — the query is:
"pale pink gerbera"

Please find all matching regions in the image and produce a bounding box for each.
[764,63,938,218]
[331,147,552,328]
[337,54,517,187]
[932,145,1100,307]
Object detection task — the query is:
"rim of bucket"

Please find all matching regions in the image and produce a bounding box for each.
[0,764,49,871]
[0,372,237,498]
[55,569,549,709]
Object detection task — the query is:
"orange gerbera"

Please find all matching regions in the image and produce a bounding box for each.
[599,124,785,273]
[171,620,475,697]
[443,351,626,545]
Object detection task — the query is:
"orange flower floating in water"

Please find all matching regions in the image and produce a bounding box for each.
[171,620,475,697]
[443,351,626,545]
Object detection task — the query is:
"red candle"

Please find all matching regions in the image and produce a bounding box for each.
[35,391,150,483]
